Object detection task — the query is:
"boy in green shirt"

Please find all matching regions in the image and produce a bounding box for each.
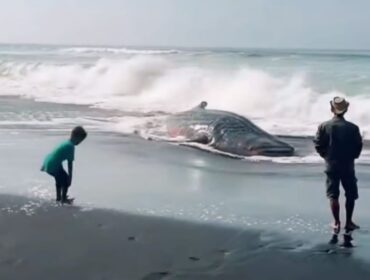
[41,126,87,204]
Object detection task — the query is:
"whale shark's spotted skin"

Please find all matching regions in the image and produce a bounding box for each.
[166,109,295,157]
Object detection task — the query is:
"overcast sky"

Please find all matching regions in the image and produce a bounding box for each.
[0,0,369,49]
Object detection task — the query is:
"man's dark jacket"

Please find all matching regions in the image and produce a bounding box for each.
[314,116,363,163]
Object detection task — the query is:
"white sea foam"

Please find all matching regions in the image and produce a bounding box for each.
[1,55,370,140]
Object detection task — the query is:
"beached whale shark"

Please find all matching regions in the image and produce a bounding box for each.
[165,108,295,157]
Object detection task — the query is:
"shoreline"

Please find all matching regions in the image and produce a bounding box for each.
[1,194,370,280]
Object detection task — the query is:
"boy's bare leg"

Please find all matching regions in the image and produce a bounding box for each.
[61,186,74,204]
[56,185,62,202]
[62,186,67,201]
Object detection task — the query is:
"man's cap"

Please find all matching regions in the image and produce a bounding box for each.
[330,96,349,114]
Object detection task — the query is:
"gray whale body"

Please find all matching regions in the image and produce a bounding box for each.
[166,109,295,157]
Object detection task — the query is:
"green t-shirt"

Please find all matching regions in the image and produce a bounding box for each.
[41,140,75,174]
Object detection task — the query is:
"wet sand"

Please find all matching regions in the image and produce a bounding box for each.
[1,194,370,280]
[1,99,370,279]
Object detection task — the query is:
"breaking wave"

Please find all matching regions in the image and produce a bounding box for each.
[1,55,370,138]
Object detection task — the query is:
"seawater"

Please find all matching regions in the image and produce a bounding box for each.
[1,44,370,162]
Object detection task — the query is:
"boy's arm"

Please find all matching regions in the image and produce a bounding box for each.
[68,160,73,186]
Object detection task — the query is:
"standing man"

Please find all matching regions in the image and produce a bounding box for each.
[314,97,363,234]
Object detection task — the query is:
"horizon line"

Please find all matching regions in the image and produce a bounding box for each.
[1,41,370,53]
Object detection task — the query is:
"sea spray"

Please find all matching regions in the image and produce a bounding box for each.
[1,51,370,138]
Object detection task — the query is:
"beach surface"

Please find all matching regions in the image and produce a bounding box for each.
[1,122,370,279]
[2,44,370,279]
[2,194,370,280]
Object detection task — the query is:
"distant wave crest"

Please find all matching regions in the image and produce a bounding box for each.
[59,47,182,55]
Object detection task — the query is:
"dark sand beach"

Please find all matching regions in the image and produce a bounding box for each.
[1,194,370,280]
[1,98,370,279]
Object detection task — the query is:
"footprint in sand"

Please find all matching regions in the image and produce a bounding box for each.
[97,223,110,230]
[142,271,170,280]
[0,258,24,267]
[217,249,230,256]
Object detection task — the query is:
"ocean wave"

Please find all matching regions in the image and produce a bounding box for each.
[1,56,370,139]
[59,47,182,55]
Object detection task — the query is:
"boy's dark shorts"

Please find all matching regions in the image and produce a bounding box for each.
[325,161,358,200]
[50,167,69,188]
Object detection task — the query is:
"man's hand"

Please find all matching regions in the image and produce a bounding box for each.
[314,124,328,158]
